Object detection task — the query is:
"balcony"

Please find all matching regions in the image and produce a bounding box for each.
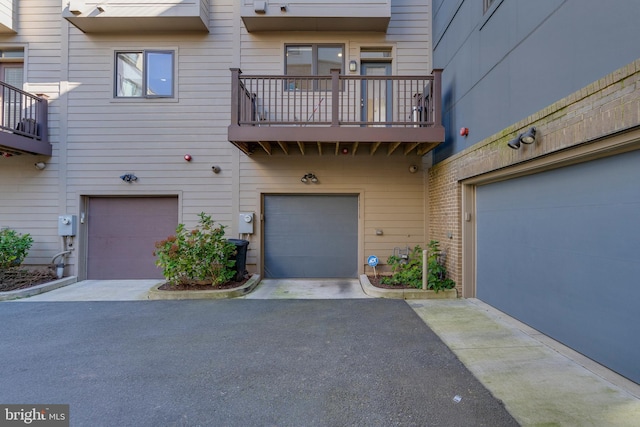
[0,82,50,157]
[241,0,390,32]
[228,69,444,156]
[0,0,16,33]
[63,0,209,33]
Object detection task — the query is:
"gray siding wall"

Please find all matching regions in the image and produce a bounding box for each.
[0,0,61,265]
[432,0,640,163]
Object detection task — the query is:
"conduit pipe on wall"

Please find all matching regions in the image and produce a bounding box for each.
[51,250,71,279]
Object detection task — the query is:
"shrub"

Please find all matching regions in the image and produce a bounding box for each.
[0,228,33,270]
[425,240,456,293]
[381,241,455,292]
[154,213,236,286]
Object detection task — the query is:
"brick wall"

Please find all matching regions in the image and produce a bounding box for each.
[428,58,640,296]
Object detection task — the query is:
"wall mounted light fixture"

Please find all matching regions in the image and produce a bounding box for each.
[301,173,318,183]
[349,60,357,72]
[34,162,46,170]
[120,173,138,183]
[508,127,537,149]
[520,127,536,144]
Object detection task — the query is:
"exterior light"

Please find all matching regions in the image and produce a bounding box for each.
[349,60,357,72]
[120,173,138,183]
[507,135,521,149]
[520,127,536,144]
[301,173,318,183]
[34,162,46,170]
[508,127,537,149]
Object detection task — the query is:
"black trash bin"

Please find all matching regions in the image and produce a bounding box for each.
[227,239,249,281]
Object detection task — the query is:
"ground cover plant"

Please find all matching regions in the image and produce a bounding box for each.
[378,240,455,292]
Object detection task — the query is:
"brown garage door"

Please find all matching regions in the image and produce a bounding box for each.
[87,197,178,279]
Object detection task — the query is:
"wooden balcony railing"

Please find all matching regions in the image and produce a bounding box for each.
[0,82,50,156]
[229,68,444,156]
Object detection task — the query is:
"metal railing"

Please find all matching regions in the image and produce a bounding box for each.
[0,81,47,140]
[231,68,442,129]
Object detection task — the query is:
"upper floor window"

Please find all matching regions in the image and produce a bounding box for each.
[285,44,344,91]
[483,0,496,13]
[115,50,174,98]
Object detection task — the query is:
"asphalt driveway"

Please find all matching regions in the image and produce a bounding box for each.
[0,299,517,426]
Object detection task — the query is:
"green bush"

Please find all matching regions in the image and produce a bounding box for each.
[154,213,236,286]
[425,240,456,292]
[381,241,455,292]
[0,228,33,270]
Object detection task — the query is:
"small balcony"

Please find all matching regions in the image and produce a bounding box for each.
[228,69,444,156]
[63,0,209,33]
[241,0,390,32]
[0,0,16,33]
[0,82,50,157]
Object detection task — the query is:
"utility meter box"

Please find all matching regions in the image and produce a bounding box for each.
[238,212,254,234]
[58,215,77,236]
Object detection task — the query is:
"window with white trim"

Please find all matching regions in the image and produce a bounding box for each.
[115,50,174,98]
[285,44,344,91]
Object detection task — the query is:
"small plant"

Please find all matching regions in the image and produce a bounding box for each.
[382,245,424,288]
[381,241,455,292]
[154,213,236,286]
[426,240,456,293]
[0,228,33,270]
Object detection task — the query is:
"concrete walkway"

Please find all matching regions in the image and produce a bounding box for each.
[409,299,640,426]
[4,278,640,425]
[243,278,372,299]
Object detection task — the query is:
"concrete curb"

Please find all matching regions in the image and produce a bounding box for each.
[359,274,457,299]
[0,276,78,301]
[148,274,262,300]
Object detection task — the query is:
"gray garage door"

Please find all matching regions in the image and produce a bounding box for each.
[476,149,640,384]
[87,197,178,279]
[264,195,358,278]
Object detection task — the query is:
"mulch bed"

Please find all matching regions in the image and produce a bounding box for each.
[0,267,58,292]
[157,276,250,291]
[367,275,415,289]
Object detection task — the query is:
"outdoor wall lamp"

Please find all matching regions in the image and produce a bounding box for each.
[120,173,138,183]
[301,173,318,183]
[508,127,537,149]
[520,127,536,144]
[34,162,46,170]
[349,60,358,72]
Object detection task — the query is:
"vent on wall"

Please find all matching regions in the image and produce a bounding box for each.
[254,1,267,14]
[69,0,84,14]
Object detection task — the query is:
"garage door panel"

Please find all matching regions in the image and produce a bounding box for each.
[87,197,178,280]
[264,195,358,278]
[477,150,640,384]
